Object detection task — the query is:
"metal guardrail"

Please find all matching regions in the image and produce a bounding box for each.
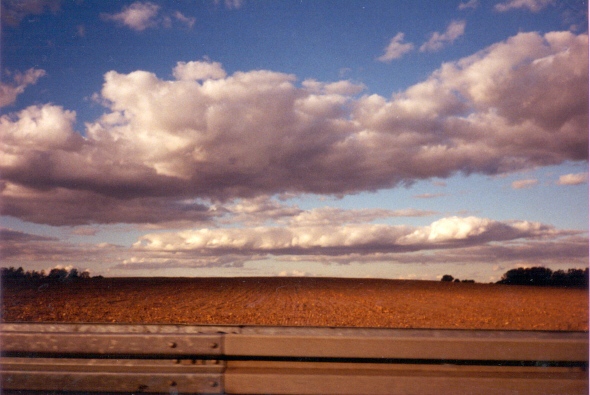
[1,323,588,394]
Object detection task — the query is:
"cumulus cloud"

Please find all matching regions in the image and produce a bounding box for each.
[0,32,587,226]
[1,0,61,27]
[377,32,414,62]
[110,215,588,269]
[511,178,538,189]
[132,216,563,256]
[100,2,195,31]
[114,232,589,271]
[420,20,466,52]
[494,0,555,13]
[557,172,588,185]
[0,68,46,108]
[2,220,585,272]
[101,2,160,31]
[173,60,227,80]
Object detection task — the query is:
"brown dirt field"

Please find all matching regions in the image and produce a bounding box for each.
[1,277,588,330]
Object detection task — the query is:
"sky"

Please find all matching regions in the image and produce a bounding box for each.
[0,0,588,282]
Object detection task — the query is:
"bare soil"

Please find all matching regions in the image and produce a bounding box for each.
[1,277,588,330]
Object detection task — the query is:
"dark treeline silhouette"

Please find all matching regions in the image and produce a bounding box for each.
[1,266,100,285]
[441,267,589,288]
[440,274,475,283]
[496,267,588,288]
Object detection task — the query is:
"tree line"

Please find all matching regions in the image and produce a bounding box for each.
[2,265,588,288]
[496,267,588,288]
[1,266,101,284]
[442,266,589,288]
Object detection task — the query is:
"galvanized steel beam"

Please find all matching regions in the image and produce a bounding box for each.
[1,323,587,394]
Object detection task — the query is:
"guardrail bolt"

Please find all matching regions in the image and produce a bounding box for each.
[210,342,219,349]
[168,342,177,348]
[209,380,218,388]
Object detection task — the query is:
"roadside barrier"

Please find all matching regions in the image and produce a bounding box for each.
[1,323,587,394]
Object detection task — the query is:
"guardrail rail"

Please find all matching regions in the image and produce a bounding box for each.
[1,323,588,394]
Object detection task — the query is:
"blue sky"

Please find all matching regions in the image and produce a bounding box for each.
[0,0,588,282]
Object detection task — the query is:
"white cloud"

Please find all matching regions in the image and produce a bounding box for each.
[101,2,161,31]
[511,179,538,189]
[2,221,585,273]
[458,0,479,10]
[494,0,555,13]
[0,104,79,150]
[0,31,587,226]
[420,20,466,52]
[0,68,46,108]
[173,60,227,81]
[278,270,309,277]
[101,3,197,31]
[557,172,588,185]
[377,32,414,62]
[132,216,560,255]
[173,11,195,29]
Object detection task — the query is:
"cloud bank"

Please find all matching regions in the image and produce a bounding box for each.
[115,216,585,270]
[133,216,563,255]
[1,213,586,272]
[0,31,587,226]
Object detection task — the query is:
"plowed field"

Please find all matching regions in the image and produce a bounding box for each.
[2,277,588,330]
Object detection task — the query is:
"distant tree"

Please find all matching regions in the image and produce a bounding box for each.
[564,268,589,288]
[498,267,588,288]
[462,279,475,283]
[529,267,553,286]
[48,268,68,282]
[66,268,79,280]
[499,268,528,285]
[25,270,45,282]
[1,266,98,286]
[441,275,454,282]
[550,269,568,286]
[1,267,25,281]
